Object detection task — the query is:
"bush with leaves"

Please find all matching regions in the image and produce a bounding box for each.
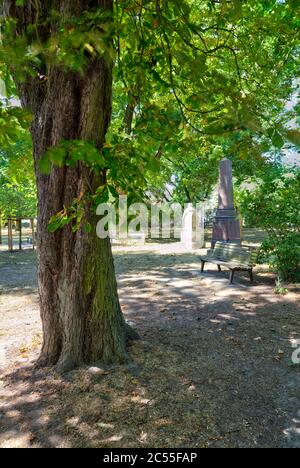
[263,233,300,283]
[237,166,300,282]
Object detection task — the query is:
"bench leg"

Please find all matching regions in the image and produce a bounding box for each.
[230,270,235,284]
[201,261,205,273]
[249,269,254,283]
[218,265,222,272]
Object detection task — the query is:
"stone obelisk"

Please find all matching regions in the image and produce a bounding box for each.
[212,158,241,247]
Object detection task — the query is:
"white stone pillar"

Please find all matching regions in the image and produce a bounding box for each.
[181,203,205,250]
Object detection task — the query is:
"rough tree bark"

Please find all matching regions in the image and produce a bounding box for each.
[4,0,137,372]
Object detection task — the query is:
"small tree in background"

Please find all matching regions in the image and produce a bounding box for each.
[0,136,37,218]
[237,166,300,282]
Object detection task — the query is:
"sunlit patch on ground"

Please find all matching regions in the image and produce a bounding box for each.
[0,240,299,448]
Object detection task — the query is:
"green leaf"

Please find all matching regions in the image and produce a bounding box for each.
[48,212,71,232]
[271,131,285,149]
[83,222,92,234]
[85,146,104,165]
[39,156,51,175]
[108,184,119,199]
[46,146,67,167]
[147,157,161,173]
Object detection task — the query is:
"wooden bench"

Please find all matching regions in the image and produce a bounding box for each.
[200,242,259,284]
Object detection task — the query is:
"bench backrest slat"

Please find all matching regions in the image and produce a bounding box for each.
[211,242,259,267]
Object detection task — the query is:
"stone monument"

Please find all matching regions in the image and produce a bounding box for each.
[181,203,205,250]
[212,158,241,247]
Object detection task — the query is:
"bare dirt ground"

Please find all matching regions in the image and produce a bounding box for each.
[0,238,299,448]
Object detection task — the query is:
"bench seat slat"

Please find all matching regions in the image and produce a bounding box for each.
[207,259,251,269]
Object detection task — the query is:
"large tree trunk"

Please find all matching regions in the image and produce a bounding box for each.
[5,0,135,372]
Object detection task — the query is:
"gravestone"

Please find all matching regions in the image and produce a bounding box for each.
[212,158,241,247]
[181,203,205,250]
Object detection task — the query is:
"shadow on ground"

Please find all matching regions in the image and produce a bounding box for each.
[0,245,299,448]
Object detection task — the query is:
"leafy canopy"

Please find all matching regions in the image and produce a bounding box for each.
[0,0,299,208]
[109,0,300,201]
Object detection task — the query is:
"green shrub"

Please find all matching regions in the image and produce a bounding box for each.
[262,232,300,282]
[237,166,300,283]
